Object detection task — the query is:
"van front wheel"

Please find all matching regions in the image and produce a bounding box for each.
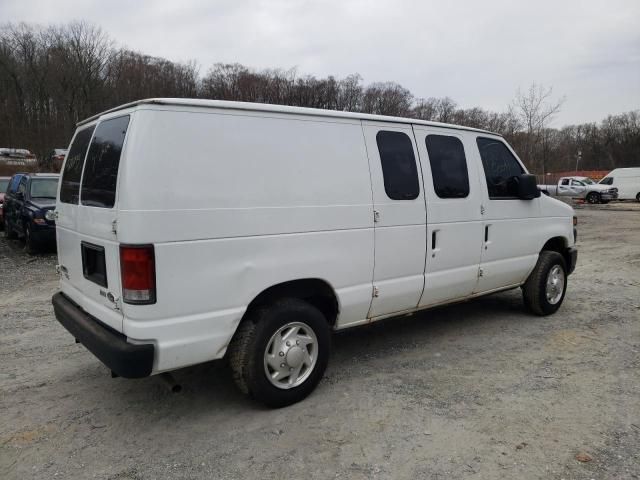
[522,251,568,316]
[228,298,330,408]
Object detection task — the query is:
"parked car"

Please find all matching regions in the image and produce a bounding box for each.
[52,99,577,407]
[47,149,68,171]
[0,148,37,167]
[3,172,59,252]
[599,168,640,201]
[539,176,618,204]
[0,176,10,229]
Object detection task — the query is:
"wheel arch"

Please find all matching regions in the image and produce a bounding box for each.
[541,236,571,268]
[244,278,340,327]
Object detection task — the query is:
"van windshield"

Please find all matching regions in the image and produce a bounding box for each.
[30,178,59,198]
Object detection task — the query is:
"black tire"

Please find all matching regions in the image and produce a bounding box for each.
[636,192,640,202]
[522,251,568,316]
[586,192,600,204]
[4,217,17,239]
[23,222,36,254]
[228,298,330,408]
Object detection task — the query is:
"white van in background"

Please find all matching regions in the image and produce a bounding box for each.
[599,168,640,201]
[52,99,577,407]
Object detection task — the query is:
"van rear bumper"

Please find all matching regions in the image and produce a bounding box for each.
[52,292,154,378]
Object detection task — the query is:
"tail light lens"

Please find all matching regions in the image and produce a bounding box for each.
[120,244,156,304]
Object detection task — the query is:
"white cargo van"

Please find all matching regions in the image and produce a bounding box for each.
[599,168,640,201]
[52,99,577,407]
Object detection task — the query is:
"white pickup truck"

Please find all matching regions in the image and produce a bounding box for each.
[539,176,618,204]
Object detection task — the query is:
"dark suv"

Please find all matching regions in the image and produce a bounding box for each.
[3,173,59,252]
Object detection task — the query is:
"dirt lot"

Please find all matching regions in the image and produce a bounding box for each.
[1,208,639,480]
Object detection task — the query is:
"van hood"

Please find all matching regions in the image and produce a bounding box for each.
[540,193,574,217]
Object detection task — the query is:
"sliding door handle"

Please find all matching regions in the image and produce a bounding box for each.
[431,230,440,257]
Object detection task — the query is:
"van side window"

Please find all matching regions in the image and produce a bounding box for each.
[60,126,95,204]
[375,131,420,200]
[600,177,613,185]
[81,116,130,208]
[425,135,469,198]
[476,137,524,199]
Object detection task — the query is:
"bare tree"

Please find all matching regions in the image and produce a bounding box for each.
[1,22,638,175]
[511,83,565,174]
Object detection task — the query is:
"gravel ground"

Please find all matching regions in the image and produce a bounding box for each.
[1,208,639,480]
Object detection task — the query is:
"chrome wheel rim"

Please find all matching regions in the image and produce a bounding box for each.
[545,265,565,305]
[264,322,318,390]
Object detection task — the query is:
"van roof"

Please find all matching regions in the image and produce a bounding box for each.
[77,98,500,136]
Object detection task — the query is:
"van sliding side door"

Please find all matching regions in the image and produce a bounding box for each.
[412,127,484,307]
[361,121,427,318]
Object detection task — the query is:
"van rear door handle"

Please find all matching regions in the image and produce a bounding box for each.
[484,225,491,249]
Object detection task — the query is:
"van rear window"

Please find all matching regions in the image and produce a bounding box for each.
[81,116,130,208]
[60,126,95,204]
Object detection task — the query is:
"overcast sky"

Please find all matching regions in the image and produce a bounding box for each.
[2,0,639,126]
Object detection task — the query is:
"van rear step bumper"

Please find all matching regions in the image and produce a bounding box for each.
[52,292,154,378]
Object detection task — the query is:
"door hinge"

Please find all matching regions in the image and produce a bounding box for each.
[478,267,484,278]
[372,285,379,298]
[480,205,486,215]
[373,210,380,223]
[111,219,117,235]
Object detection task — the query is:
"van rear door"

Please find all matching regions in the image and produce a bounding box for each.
[56,115,131,332]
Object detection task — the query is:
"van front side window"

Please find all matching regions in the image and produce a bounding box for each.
[476,137,524,199]
[81,115,130,208]
[375,131,420,200]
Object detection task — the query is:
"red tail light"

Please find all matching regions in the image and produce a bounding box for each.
[120,245,156,304]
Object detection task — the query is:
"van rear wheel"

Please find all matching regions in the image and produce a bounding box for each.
[522,251,568,316]
[228,298,330,408]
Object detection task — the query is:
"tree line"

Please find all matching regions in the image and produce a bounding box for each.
[1,22,638,173]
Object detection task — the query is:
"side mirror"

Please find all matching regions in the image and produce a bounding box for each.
[514,174,541,200]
